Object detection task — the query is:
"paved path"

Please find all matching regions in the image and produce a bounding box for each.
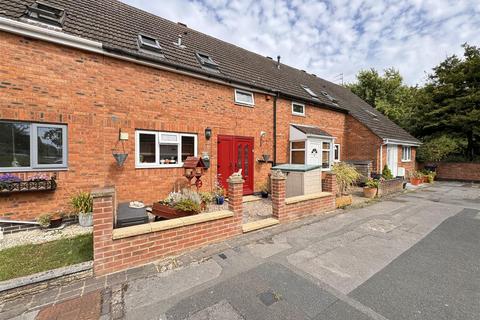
[2,181,479,320]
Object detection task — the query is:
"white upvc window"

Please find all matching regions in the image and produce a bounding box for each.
[321,141,332,169]
[0,121,68,171]
[135,130,197,168]
[402,146,411,162]
[334,144,340,162]
[291,102,305,116]
[234,89,255,106]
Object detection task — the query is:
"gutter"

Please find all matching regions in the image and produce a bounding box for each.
[383,138,422,147]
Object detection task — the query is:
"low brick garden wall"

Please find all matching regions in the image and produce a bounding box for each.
[420,162,480,182]
[377,178,404,197]
[92,175,244,276]
[272,171,336,223]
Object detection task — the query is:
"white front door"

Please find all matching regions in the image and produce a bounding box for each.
[307,140,322,166]
[386,144,398,176]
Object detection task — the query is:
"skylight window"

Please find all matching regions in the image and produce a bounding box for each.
[364,109,380,120]
[137,34,163,55]
[321,91,337,103]
[195,52,218,70]
[301,85,319,99]
[25,1,65,28]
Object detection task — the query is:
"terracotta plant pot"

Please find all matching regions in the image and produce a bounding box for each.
[410,177,422,186]
[423,176,430,183]
[363,187,377,199]
[151,203,197,220]
[336,195,353,208]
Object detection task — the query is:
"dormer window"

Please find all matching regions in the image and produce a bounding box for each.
[25,1,65,28]
[195,52,218,71]
[137,34,163,55]
[301,85,319,100]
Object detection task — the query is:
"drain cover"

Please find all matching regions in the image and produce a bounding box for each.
[218,253,227,260]
[258,290,280,306]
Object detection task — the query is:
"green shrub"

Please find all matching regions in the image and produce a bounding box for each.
[382,165,394,180]
[199,191,214,204]
[70,191,93,214]
[417,135,462,162]
[174,198,201,214]
[36,213,51,228]
[365,178,379,188]
[332,162,361,196]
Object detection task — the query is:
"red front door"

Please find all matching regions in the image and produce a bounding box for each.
[217,135,254,195]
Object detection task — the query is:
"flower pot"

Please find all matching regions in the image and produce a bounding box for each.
[215,196,225,205]
[49,216,63,228]
[363,187,377,199]
[113,153,128,167]
[336,195,353,208]
[78,212,93,227]
[151,203,197,220]
[261,191,268,198]
[410,177,422,186]
[423,176,430,183]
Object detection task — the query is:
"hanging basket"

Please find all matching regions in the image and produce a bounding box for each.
[113,152,128,167]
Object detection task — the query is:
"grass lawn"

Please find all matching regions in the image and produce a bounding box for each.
[0,233,93,282]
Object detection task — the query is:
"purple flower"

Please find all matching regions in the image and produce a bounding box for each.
[0,174,22,183]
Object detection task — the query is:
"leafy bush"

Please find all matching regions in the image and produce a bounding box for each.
[36,213,51,228]
[70,191,93,215]
[259,182,269,193]
[365,178,379,188]
[199,191,214,204]
[410,170,424,178]
[381,165,394,180]
[174,199,201,214]
[332,162,361,196]
[417,135,462,162]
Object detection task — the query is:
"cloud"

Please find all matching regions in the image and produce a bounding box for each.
[120,0,480,85]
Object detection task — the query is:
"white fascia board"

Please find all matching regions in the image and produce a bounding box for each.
[383,138,422,147]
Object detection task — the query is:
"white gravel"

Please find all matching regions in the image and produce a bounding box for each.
[0,224,92,251]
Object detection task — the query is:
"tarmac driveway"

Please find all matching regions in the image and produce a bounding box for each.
[121,181,480,320]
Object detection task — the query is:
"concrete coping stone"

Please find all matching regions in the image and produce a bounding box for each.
[0,261,93,292]
[112,210,234,240]
[91,186,115,198]
[285,192,333,205]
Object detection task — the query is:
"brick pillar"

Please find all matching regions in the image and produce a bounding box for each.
[323,172,337,194]
[91,187,115,276]
[228,173,244,225]
[271,170,287,222]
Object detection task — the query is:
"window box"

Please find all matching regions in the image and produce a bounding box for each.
[0,176,57,194]
[151,203,197,220]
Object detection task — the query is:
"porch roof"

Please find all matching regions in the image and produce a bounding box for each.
[291,124,332,140]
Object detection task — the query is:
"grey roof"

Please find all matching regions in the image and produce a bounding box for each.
[0,0,420,143]
[292,124,332,137]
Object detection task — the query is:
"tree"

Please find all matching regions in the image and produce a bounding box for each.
[417,44,480,160]
[346,68,419,130]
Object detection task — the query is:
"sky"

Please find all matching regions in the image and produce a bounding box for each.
[120,0,480,86]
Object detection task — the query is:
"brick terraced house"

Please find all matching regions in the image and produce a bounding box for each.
[0,0,420,221]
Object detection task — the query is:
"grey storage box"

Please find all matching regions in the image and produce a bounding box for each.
[116,202,149,228]
[272,164,322,198]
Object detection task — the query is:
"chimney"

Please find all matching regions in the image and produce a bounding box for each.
[177,34,182,46]
[276,55,281,69]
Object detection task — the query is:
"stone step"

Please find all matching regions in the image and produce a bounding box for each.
[242,218,279,233]
[242,195,262,203]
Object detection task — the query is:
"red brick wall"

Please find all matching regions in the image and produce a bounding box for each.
[276,99,347,164]
[345,115,382,172]
[0,32,274,220]
[419,162,480,182]
[396,145,417,175]
[92,178,243,275]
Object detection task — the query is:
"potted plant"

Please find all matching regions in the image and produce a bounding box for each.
[49,212,64,228]
[332,162,361,207]
[70,191,93,227]
[260,182,269,198]
[36,213,51,229]
[214,178,225,205]
[382,165,394,180]
[152,189,202,219]
[363,178,379,198]
[410,171,423,186]
[199,191,214,211]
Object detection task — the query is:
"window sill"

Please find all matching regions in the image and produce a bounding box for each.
[292,113,305,117]
[136,164,183,169]
[234,102,254,108]
[0,167,68,173]
[401,160,412,163]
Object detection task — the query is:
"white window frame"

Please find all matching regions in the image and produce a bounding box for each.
[0,121,68,172]
[289,140,306,165]
[135,130,197,169]
[402,146,411,162]
[291,102,305,116]
[321,140,333,170]
[234,89,255,107]
[334,144,340,162]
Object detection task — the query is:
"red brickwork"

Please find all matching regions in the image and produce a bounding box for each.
[419,162,480,182]
[271,170,335,223]
[91,176,243,276]
[377,178,404,197]
[345,115,382,171]
[322,172,337,194]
